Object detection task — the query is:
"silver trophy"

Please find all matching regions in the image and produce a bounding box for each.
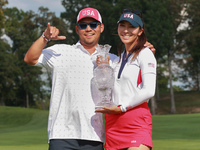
[93,44,115,110]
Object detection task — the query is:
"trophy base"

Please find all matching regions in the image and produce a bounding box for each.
[95,101,114,110]
[95,106,104,110]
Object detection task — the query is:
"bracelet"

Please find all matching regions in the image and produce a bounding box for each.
[120,105,127,112]
[42,32,50,42]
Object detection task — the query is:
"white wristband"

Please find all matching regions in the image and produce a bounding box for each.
[42,32,50,42]
[120,105,127,112]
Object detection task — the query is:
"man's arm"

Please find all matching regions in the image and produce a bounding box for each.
[24,23,66,65]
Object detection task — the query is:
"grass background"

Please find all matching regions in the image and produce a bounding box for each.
[0,91,200,150]
[152,113,200,150]
[0,107,48,150]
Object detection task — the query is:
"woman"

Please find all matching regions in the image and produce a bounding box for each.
[96,9,157,150]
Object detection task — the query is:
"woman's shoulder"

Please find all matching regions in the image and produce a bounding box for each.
[137,47,156,66]
[140,47,153,54]
[138,47,155,58]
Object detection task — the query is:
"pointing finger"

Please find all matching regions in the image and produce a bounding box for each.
[47,23,51,31]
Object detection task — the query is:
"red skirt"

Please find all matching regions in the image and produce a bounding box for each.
[104,102,152,150]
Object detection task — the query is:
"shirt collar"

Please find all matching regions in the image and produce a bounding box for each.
[122,51,132,61]
[73,41,98,56]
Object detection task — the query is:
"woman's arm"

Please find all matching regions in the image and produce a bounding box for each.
[120,73,156,112]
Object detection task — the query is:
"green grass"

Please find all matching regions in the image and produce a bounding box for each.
[152,113,200,150]
[0,106,48,150]
[1,104,200,149]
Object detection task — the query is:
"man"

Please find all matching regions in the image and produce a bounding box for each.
[24,7,155,150]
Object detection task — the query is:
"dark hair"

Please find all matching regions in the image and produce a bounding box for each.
[117,9,147,61]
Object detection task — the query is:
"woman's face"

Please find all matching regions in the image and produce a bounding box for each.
[118,21,143,48]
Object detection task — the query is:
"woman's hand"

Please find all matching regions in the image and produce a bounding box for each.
[95,106,122,114]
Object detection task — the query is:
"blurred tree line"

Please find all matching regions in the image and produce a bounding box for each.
[0,0,199,113]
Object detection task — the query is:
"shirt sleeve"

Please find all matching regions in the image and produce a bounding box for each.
[139,48,157,75]
[108,53,119,66]
[120,73,156,112]
[108,53,120,70]
[35,45,60,71]
[120,48,157,112]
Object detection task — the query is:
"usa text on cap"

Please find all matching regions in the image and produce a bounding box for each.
[77,7,102,23]
[118,12,143,28]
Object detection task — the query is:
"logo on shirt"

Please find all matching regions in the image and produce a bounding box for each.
[131,140,137,143]
[148,63,155,68]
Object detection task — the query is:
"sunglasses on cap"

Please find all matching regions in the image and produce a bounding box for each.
[122,8,143,18]
[78,22,101,30]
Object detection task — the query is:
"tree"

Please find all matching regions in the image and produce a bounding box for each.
[167,0,183,114]
[0,40,17,106]
[179,0,200,91]
[3,7,44,107]
[0,0,8,34]
[0,0,16,106]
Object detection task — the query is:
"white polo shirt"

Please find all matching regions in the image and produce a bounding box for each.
[36,42,117,142]
[112,47,157,111]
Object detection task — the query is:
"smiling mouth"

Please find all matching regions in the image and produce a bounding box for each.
[122,35,131,40]
[85,33,94,38]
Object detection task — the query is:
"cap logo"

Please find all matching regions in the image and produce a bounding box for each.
[77,7,102,23]
[118,12,143,28]
[124,13,133,19]
[82,10,95,16]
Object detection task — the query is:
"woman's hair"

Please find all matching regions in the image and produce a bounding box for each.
[117,9,147,61]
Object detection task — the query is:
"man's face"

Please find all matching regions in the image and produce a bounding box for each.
[76,18,104,48]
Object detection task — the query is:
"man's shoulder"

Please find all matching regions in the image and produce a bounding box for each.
[47,44,74,50]
[108,53,118,61]
[44,44,76,54]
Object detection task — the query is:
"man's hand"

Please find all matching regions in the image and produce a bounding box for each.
[43,23,66,41]
[96,55,110,66]
[145,41,156,54]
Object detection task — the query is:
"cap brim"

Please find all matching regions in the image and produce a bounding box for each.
[118,18,140,27]
[78,16,101,23]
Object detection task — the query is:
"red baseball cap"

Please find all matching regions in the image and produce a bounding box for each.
[77,7,102,23]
